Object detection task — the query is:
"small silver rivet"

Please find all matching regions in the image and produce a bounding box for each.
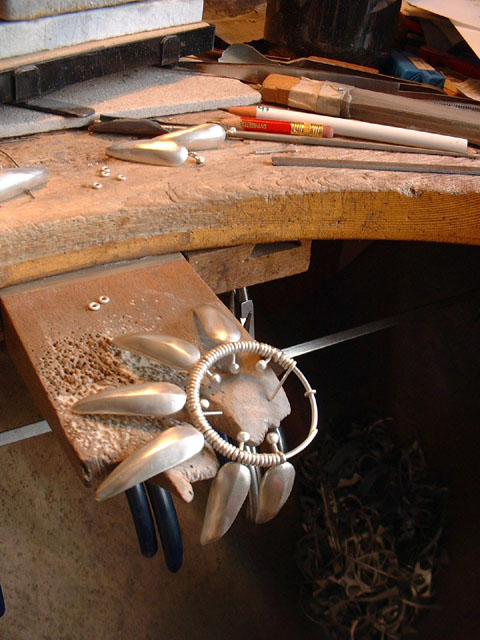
[266,432,280,445]
[256,359,268,371]
[189,151,205,166]
[98,295,110,304]
[116,174,127,181]
[88,301,101,311]
[92,182,102,189]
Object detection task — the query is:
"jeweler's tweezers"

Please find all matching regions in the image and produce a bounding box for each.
[272,157,480,174]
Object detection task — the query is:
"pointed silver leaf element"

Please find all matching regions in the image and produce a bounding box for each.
[200,461,251,545]
[255,462,295,524]
[96,425,204,500]
[112,333,200,370]
[194,304,242,344]
[71,381,186,417]
[0,167,49,203]
[159,123,226,151]
[106,139,188,166]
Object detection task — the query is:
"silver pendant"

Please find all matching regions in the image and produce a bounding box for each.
[255,462,296,524]
[194,304,242,345]
[71,381,186,416]
[200,460,251,545]
[113,334,200,370]
[0,167,49,203]
[106,139,188,166]
[96,424,204,501]
[159,123,226,151]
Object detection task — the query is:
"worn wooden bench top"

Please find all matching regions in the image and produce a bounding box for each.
[1,109,480,290]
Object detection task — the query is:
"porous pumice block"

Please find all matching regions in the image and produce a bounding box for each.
[0,0,144,21]
[0,0,204,59]
[0,69,260,138]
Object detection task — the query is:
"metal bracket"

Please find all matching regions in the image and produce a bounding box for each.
[159,35,181,67]
[13,64,41,101]
[0,23,215,105]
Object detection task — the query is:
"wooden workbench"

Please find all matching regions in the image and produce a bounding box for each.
[1,109,480,290]
[1,108,480,486]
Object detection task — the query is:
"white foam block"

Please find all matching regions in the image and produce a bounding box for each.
[0,0,204,59]
[0,68,260,138]
[0,0,144,21]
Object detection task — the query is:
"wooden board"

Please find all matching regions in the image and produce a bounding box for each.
[0,253,250,485]
[1,113,480,290]
[185,240,311,293]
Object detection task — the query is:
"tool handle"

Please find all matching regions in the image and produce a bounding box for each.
[146,484,183,573]
[125,484,158,558]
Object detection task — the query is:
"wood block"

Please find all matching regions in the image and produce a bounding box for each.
[0,254,240,486]
[0,253,290,497]
[185,240,311,294]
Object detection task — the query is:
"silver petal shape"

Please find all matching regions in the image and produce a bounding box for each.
[0,167,49,203]
[96,424,204,500]
[106,139,188,166]
[200,461,251,545]
[194,304,242,344]
[255,462,295,524]
[159,123,226,151]
[71,381,186,416]
[112,333,200,370]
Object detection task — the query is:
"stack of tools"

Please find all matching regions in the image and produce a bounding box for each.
[295,417,448,640]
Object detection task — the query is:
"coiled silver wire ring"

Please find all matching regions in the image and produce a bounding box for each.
[186,340,318,467]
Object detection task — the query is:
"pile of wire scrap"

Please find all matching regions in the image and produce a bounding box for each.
[296,417,448,640]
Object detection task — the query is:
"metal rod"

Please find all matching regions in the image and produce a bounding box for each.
[283,287,479,359]
[0,420,51,447]
[272,157,480,174]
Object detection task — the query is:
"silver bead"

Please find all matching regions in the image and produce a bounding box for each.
[92,182,102,190]
[88,301,101,311]
[266,432,280,445]
[205,370,222,385]
[229,361,240,374]
[98,295,110,304]
[116,174,127,181]
[255,359,268,371]
[237,431,251,443]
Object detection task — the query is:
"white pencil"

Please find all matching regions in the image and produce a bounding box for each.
[228,105,468,153]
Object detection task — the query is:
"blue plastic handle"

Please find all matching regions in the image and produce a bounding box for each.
[0,583,5,617]
[146,483,183,573]
[125,484,158,558]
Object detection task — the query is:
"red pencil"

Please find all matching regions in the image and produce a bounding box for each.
[240,116,334,138]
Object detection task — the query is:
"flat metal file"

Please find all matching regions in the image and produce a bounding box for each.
[272,157,480,175]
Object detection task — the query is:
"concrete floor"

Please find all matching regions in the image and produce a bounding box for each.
[0,425,319,639]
